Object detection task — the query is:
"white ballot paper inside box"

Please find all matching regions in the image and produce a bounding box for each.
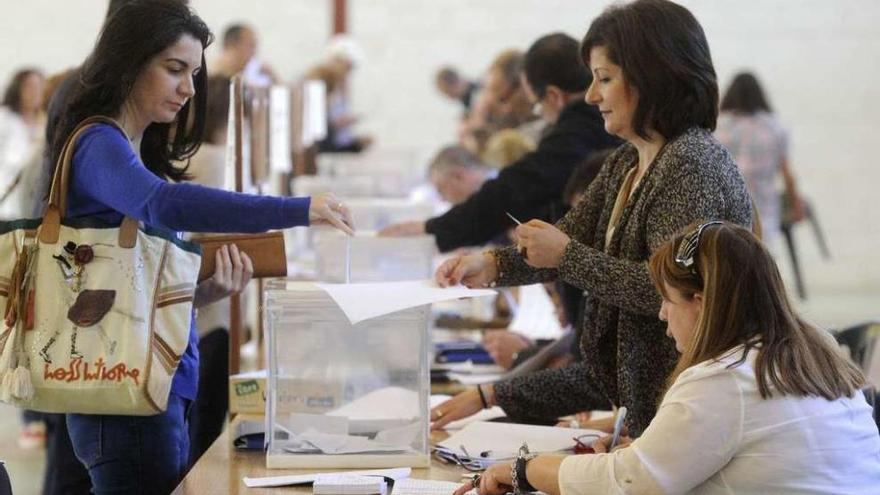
[315,280,496,325]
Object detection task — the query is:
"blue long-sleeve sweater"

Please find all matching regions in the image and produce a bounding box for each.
[67,123,310,400]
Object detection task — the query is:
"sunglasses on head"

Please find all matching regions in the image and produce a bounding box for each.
[674,221,723,273]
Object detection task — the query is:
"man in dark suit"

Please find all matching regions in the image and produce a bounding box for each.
[380,33,620,252]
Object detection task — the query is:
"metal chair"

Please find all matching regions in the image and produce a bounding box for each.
[779,194,831,300]
[833,321,879,371]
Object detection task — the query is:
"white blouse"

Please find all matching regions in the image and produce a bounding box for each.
[558,346,880,494]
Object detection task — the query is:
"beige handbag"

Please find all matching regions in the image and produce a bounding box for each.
[0,116,201,415]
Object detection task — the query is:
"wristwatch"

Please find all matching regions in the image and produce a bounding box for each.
[511,442,538,494]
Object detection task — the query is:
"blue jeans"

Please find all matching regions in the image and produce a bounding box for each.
[44,412,92,495]
[67,394,191,495]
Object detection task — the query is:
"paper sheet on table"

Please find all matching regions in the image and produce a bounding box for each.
[392,478,476,495]
[429,395,506,430]
[314,473,387,495]
[446,372,502,386]
[437,421,605,460]
[432,362,504,374]
[316,280,496,324]
[508,284,564,340]
[243,467,411,488]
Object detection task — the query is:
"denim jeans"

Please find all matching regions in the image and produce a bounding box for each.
[188,328,228,466]
[67,393,191,495]
[44,413,92,495]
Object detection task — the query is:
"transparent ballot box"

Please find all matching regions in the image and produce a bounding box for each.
[313,231,436,283]
[284,198,434,265]
[264,282,431,468]
[345,198,435,232]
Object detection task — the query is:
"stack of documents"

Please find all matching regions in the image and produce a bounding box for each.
[435,421,605,467]
[243,467,411,489]
[313,473,388,495]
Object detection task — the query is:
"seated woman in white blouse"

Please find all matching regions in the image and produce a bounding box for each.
[458,221,880,495]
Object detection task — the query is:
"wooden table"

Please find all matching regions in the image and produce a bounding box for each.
[173,427,466,494]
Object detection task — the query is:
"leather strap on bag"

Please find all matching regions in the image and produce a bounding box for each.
[38,116,139,248]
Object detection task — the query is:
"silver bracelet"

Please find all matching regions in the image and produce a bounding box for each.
[510,460,520,495]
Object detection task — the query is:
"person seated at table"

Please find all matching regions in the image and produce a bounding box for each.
[458,221,880,495]
[213,23,278,85]
[460,49,538,148]
[318,35,373,153]
[481,128,535,169]
[435,66,480,117]
[428,145,496,206]
[379,33,619,251]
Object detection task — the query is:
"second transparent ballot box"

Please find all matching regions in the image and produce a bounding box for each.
[264,282,431,468]
[312,230,436,283]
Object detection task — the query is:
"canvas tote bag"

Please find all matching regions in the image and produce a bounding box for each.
[0,116,201,415]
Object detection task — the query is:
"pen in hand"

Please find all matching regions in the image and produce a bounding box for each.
[507,212,528,259]
[610,406,628,449]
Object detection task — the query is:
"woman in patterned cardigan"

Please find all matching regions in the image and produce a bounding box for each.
[432,0,754,437]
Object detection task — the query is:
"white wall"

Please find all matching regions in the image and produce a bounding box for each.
[0,0,877,292]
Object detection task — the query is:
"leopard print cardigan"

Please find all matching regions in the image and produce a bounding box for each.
[491,127,753,436]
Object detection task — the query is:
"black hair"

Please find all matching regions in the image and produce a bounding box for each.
[581,0,718,140]
[49,0,213,185]
[223,24,250,48]
[524,33,591,98]
[2,68,43,115]
[105,0,135,20]
[720,72,773,115]
[105,0,189,22]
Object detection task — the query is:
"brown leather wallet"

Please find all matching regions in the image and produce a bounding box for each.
[193,232,287,282]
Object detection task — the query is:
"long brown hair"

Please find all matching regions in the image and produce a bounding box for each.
[649,221,863,400]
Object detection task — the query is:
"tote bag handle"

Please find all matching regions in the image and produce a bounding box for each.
[39,116,139,248]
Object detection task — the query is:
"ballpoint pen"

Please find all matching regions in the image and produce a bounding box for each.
[507,212,527,258]
[610,406,628,449]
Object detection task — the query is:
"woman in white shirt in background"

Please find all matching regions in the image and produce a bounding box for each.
[459,221,880,495]
[0,68,45,220]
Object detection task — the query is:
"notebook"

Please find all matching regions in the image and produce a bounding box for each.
[313,473,388,495]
